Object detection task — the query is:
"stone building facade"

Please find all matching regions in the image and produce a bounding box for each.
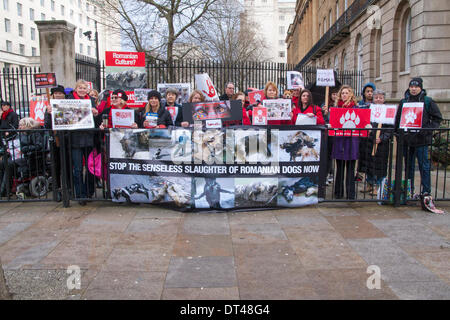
[286,0,450,118]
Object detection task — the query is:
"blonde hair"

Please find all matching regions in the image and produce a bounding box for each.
[188,90,205,103]
[264,81,278,98]
[337,85,357,107]
[74,79,88,90]
[19,117,40,129]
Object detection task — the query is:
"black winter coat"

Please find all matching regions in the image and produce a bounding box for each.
[395,89,442,147]
[0,109,19,131]
[362,123,394,178]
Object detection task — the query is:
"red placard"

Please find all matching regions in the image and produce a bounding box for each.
[110,91,147,109]
[34,73,57,88]
[329,108,371,137]
[399,103,423,129]
[248,90,265,105]
[29,95,49,125]
[105,51,146,67]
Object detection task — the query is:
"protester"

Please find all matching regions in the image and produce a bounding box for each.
[67,79,99,205]
[189,90,206,103]
[139,90,172,128]
[290,89,325,125]
[263,81,291,125]
[163,88,181,125]
[321,87,340,185]
[98,89,139,129]
[356,82,376,183]
[361,89,394,196]
[89,89,100,107]
[331,85,362,199]
[219,82,235,101]
[231,92,251,125]
[0,101,19,135]
[395,77,442,198]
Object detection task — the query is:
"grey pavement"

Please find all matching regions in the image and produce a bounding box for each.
[0,200,449,300]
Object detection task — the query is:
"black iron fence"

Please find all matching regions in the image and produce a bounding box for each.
[1,126,448,207]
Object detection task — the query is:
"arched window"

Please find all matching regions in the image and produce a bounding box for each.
[334,54,339,70]
[404,12,412,71]
[329,10,332,27]
[356,35,363,71]
[336,0,340,20]
[345,0,348,11]
[342,50,347,71]
[327,58,332,68]
[376,30,382,78]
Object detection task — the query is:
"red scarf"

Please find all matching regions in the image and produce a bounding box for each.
[1,107,13,120]
[72,91,90,100]
[337,100,356,108]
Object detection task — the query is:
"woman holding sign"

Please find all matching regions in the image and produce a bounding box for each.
[98,89,139,129]
[263,81,291,126]
[290,89,325,125]
[331,85,360,200]
[139,90,172,129]
[67,79,100,205]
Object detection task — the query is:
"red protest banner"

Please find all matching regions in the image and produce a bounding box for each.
[329,108,371,137]
[34,73,57,89]
[29,95,49,125]
[105,51,146,67]
[248,90,265,105]
[399,103,423,129]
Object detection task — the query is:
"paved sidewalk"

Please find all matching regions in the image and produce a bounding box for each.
[0,200,449,300]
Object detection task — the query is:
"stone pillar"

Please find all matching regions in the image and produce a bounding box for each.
[35,20,77,88]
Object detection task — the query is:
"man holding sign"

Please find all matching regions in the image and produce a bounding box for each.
[395,77,442,206]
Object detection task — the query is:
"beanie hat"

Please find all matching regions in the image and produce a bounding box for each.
[51,85,65,95]
[409,77,423,89]
[147,90,162,102]
[112,89,128,101]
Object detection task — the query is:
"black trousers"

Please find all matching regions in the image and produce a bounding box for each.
[334,159,356,199]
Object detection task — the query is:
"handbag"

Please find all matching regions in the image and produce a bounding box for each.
[377,178,412,204]
[88,149,106,179]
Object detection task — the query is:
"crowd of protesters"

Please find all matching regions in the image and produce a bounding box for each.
[0,76,444,210]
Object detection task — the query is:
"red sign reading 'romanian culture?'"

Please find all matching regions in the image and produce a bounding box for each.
[105,51,146,67]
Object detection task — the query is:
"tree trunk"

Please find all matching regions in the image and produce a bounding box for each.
[0,258,11,300]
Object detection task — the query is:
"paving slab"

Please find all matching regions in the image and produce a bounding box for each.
[165,256,237,288]
[173,234,233,257]
[181,214,230,235]
[387,281,450,300]
[161,287,240,300]
[325,216,387,239]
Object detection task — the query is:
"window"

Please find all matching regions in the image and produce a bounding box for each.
[79,43,83,54]
[31,27,36,40]
[79,28,83,38]
[319,23,321,37]
[40,0,44,7]
[6,40,12,52]
[18,23,23,36]
[86,3,89,11]
[32,47,37,56]
[87,45,91,55]
[30,8,35,20]
[17,2,22,16]
[279,51,285,58]
[70,10,74,19]
[356,36,363,71]
[345,0,348,11]
[279,15,284,21]
[61,5,65,16]
[86,16,90,26]
[3,0,9,11]
[19,44,25,55]
[279,40,284,46]
[376,30,382,78]
[93,6,97,15]
[329,10,332,27]
[334,55,339,70]
[79,13,82,23]
[336,0,339,20]
[342,50,348,70]
[51,0,54,11]
[323,17,326,33]
[41,13,45,20]
[4,18,10,32]
[279,26,285,35]
[405,13,412,71]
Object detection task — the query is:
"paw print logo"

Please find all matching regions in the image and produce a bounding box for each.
[254,93,262,101]
[340,111,360,128]
[405,111,417,124]
[34,101,46,121]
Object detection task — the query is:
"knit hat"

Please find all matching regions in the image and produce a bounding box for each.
[409,77,423,89]
[147,90,162,102]
[112,89,128,101]
[51,85,65,95]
